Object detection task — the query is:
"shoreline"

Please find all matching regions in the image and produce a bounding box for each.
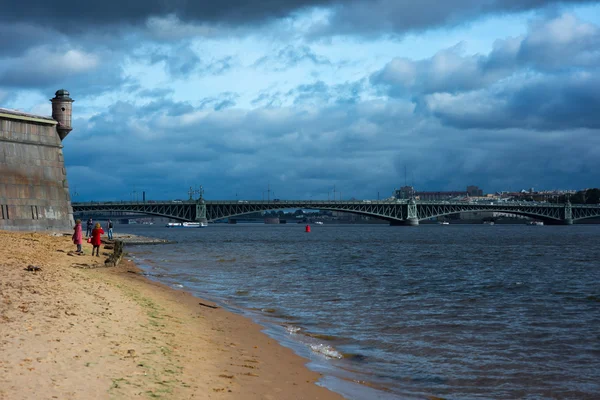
[122,232,400,400]
[0,231,345,399]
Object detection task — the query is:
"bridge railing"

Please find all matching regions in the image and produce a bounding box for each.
[72,200,598,208]
[73,200,194,206]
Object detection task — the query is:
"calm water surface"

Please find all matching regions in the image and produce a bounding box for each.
[121,224,600,400]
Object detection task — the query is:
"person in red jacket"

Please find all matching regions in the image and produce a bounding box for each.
[90,222,104,257]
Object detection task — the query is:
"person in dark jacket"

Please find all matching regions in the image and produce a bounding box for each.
[90,222,104,257]
[106,219,114,240]
[86,218,93,237]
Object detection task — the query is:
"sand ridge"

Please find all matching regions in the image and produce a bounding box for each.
[0,231,344,399]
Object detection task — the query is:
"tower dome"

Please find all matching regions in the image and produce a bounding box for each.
[55,89,72,99]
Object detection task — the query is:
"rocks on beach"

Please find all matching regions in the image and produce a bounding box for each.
[109,233,171,245]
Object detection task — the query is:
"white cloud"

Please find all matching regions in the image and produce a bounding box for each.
[2,3,600,201]
[373,13,600,96]
[0,46,102,88]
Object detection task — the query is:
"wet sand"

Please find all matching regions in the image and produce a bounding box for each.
[0,231,344,399]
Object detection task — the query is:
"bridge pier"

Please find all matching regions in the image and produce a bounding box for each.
[405,218,419,226]
[195,200,207,223]
[404,198,419,226]
[562,200,573,225]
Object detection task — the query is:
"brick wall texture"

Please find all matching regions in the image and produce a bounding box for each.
[0,117,74,232]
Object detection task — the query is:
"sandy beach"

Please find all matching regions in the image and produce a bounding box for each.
[0,231,344,400]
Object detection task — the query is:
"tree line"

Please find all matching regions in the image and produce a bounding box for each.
[557,188,600,204]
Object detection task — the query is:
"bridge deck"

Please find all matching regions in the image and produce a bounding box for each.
[72,200,600,225]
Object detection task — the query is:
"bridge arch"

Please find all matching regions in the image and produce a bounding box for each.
[422,209,563,224]
[207,204,405,224]
[73,209,191,222]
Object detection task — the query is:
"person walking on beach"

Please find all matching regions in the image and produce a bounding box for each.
[90,222,104,257]
[86,218,93,237]
[72,219,83,253]
[107,219,114,240]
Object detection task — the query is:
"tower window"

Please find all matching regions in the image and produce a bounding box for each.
[61,107,66,111]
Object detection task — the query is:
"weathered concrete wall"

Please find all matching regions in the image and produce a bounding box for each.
[0,115,74,232]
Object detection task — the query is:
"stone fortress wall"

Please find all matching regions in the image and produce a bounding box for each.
[0,90,75,232]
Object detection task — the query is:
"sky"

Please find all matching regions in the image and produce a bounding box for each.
[1,0,599,201]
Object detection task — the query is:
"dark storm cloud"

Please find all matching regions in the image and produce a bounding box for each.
[0,23,66,56]
[390,127,600,192]
[4,1,598,201]
[63,95,600,202]
[63,97,416,200]
[2,0,594,37]
[0,0,335,30]
[425,71,600,131]
[1,1,595,100]
[314,0,599,36]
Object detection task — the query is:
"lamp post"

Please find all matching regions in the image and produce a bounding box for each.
[71,186,79,203]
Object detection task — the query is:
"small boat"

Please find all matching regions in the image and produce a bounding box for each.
[166,222,208,228]
[483,221,495,225]
[527,221,544,226]
[314,221,324,225]
[438,221,449,225]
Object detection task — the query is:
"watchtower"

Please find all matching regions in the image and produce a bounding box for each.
[50,89,74,140]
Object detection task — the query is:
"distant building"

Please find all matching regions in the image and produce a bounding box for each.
[394,185,483,200]
[416,191,468,200]
[467,185,483,197]
[394,186,415,199]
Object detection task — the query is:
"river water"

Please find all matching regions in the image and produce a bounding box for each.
[120,223,600,399]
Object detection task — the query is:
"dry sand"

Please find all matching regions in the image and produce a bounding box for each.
[0,231,345,400]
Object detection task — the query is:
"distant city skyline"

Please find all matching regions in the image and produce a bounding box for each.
[2,1,599,201]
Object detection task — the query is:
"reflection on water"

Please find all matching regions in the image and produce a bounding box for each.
[124,224,600,400]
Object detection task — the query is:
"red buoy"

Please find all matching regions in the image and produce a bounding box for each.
[305,224,311,232]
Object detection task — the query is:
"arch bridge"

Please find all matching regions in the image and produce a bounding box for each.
[72,199,600,225]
